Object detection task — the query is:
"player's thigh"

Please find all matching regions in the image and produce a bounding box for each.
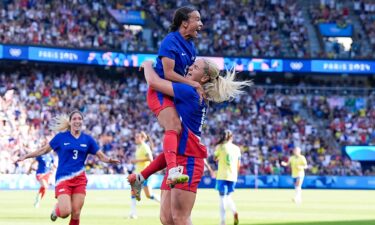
[160,190,173,224]
[157,107,181,131]
[171,188,196,219]
[71,194,85,216]
[57,194,72,216]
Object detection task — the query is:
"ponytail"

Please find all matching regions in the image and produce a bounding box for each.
[140,131,154,151]
[49,114,70,133]
[203,59,253,103]
[215,129,233,146]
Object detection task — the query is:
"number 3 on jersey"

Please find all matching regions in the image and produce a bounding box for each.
[72,150,78,159]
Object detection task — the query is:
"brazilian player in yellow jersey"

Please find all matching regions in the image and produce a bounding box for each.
[281,146,308,203]
[214,130,240,225]
[129,131,160,219]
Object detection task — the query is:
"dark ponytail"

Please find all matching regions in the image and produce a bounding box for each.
[169,6,196,32]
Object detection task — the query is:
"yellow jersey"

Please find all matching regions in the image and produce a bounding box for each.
[135,142,152,173]
[214,142,241,182]
[289,155,307,178]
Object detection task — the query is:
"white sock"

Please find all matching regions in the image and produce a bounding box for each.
[226,194,237,214]
[295,187,302,201]
[219,195,226,224]
[130,197,137,215]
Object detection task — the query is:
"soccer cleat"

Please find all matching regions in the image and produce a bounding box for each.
[50,210,57,222]
[127,173,143,201]
[234,212,239,225]
[166,166,189,187]
[128,213,138,219]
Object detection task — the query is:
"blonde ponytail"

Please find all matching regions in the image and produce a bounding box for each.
[49,114,70,133]
[203,59,253,103]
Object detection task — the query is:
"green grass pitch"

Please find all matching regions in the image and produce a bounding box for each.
[1,189,374,225]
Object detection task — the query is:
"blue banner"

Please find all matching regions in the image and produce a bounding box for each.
[224,58,283,72]
[319,23,353,37]
[283,59,311,72]
[3,45,28,60]
[29,47,88,64]
[1,44,375,74]
[311,60,375,74]
[108,9,145,25]
[345,146,375,161]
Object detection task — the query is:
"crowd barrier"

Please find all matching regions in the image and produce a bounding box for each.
[0,175,374,190]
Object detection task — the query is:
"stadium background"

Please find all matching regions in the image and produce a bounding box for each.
[1,0,375,224]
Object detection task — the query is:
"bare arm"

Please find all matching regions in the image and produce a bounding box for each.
[142,61,175,97]
[204,159,216,178]
[162,57,200,87]
[16,144,52,163]
[96,150,120,164]
[281,160,289,167]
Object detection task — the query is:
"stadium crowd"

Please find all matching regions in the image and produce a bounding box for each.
[1,67,373,176]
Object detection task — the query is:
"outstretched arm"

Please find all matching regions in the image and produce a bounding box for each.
[15,144,52,163]
[142,61,175,97]
[96,150,120,164]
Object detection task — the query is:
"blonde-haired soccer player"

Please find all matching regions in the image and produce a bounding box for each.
[214,130,241,225]
[129,131,160,219]
[281,146,308,203]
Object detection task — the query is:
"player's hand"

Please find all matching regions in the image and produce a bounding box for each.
[14,155,27,163]
[139,60,154,72]
[108,158,120,164]
[281,161,288,167]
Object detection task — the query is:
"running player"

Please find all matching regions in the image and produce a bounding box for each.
[27,150,55,208]
[281,146,308,203]
[16,110,119,225]
[214,130,241,225]
[129,131,160,219]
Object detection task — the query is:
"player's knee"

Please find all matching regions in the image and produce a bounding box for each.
[163,117,181,134]
[59,208,71,218]
[160,214,173,225]
[172,214,188,224]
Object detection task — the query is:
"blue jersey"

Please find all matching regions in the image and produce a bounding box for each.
[36,153,54,175]
[49,131,99,184]
[173,83,207,158]
[155,31,196,78]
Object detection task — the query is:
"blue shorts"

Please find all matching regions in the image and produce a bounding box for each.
[143,179,149,187]
[215,180,236,196]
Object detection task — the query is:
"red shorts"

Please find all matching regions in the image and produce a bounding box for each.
[36,172,52,183]
[161,155,204,193]
[55,172,87,198]
[147,87,174,116]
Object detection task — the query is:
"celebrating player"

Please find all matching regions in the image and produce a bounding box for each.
[131,59,251,225]
[16,110,119,225]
